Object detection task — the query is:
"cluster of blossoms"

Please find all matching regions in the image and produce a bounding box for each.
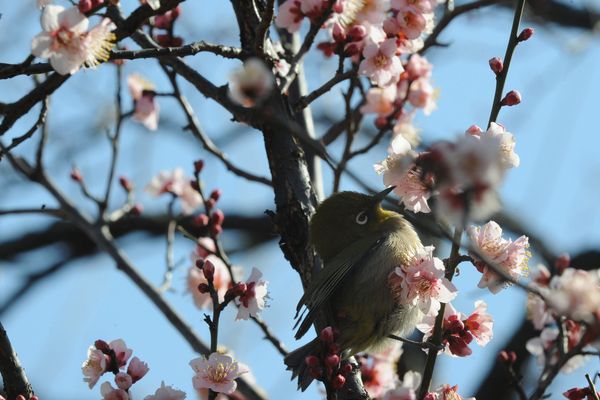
[303,327,352,390]
[417,301,493,357]
[357,343,403,397]
[563,386,600,400]
[81,338,184,399]
[389,245,457,317]
[32,3,115,75]
[424,384,475,400]
[467,220,530,294]
[524,259,600,374]
[376,121,520,225]
[150,6,183,47]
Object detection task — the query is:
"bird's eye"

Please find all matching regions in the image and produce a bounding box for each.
[355,211,368,225]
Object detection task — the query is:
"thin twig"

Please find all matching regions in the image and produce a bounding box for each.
[293,70,355,112]
[586,374,600,400]
[0,97,48,157]
[388,334,443,351]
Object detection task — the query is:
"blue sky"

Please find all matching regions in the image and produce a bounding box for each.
[1,0,600,399]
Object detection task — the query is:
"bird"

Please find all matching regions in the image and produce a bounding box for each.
[284,186,424,391]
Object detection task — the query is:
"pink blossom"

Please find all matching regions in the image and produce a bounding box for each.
[190,353,248,394]
[417,302,472,357]
[100,382,130,400]
[548,268,600,323]
[391,0,435,13]
[464,300,493,346]
[109,339,133,368]
[408,78,437,115]
[393,246,457,316]
[395,8,428,40]
[127,74,160,131]
[527,291,553,330]
[127,356,149,383]
[84,18,116,69]
[359,38,403,87]
[374,138,418,192]
[526,326,589,373]
[382,370,421,400]
[82,346,109,388]
[361,86,397,117]
[339,0,390,27]
[392,112,420,147]
[144,381,187,400]
[187,249,231,310]
[434,185,501,227]
[430,384,475,400]
[228,59,274,107]
[235,267,268,320]
[31,5,90,75]
[275,0,304,32]
[359,346,401,398]
[467,220,530,294]
[405,53,432,80]
[393,168,431,213]
[115,372,133,391]
[146,168,202,214]
[484,123,520,169]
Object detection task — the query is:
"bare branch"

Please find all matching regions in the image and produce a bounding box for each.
[0,323,33,399]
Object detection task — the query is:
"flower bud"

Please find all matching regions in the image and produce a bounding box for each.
[115,372,133,390]
[205,198,216,209]
[305,355,320,367]
[211,209,225,226]
[466,124,483,135]
[70,168,83,183]
[344,42,360,57]
[79,0,93,13]
[211,224,223,236]
[309,366,323,379]
[333,0,344,13]
[16,396,26,400]
[517,27,534,42]
[195,258,205,269]
[555,253,570,274]
[194,160,205,174]
[197,283,210,293]
[170,36,184,47]
[325,354,340,367]
[328,343,341,355]
[423,394,437,400]
[119,176,132,192]
[194,213,210,226]
[348,25,367,42]
[488,57,503,75]
[374,116,388,130]
[203,260,215,281]
[332,22,346,43]
[340,363,353,374]
[231,282,247,297]
[154,14,172,29]
[95,339,110,353]
[320,326,335,343]
[331,374,346,389]
[171,6,182,19]
[500,90,521,106]
[210,189,222,202]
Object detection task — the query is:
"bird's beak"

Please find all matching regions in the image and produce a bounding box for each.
[372,186,395,205]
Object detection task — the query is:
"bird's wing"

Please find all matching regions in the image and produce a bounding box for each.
[293,235,386,340]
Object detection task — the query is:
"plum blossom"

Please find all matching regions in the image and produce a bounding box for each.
[235,267,268,320]
[101,382,129,400]
[548,268,600,323]
[361,86,397,117]
[110,339,133,368]
[127,74,160,131]
[526,326,590,373]
[146,168,202,214]
[393,116,420,148]
[405,53,432,80]
[359,343,402,398]
[484,123,520,169]
[82,346,109,388]
[359,38,403,87]
[392,246,457,316]
[527,291,553,330]
[382,370,421,400]
[144,381,187,400]
[338,0,390,27]
[275,0,304,32]
[467,220,530,293]
[428,384,475,400]
[395,8,428,40]
[127,356,149,383]
[228,59,274,107]
[464,300,493,346]
[407,78,437,115]
[392,168,431,213]
[31,5,115,75]
[187,240,233,309]
[115,372,133,391]
[190,353,248,394]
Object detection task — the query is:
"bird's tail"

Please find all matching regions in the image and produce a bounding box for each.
[284,337,321,391]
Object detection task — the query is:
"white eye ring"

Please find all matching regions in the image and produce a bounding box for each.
[355,211,368,225]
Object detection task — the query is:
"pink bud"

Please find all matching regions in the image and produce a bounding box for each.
[210,189,222,202]
[488,57,503,75]
[517,27,534,42]
[203,260,215,281]
[194,159,205,174]
[348,25,367,42]
[171,6,182,19]
[211,224,223,236]
[320,326,335,343]
[194,213,210,226]
[95,339,110,353]
[332,22,346,43]
[205,198,216,209]
[325,354,340,367]
[127,356,149,383]
[211,209,225,226]
[328,343,341,355]
[466,124,483,135]
[333,0,344,13]
[195,258,205,269]
[92,0,104,6]
[374,116,388,129]
[155,34,172,47]
[500,90,521,106]
[340,363,353,374]
[423,394,437,400]
[78,0,93,13]
[197,283,210,293]
[305,355,320,367]
[154,15,171,29]
[344,42,360,57]
[170,36,184,47]
[555,253,570,274]
[232,282,247,297]
[119,176,132,192]
[115,372,133,390]
[70,168,83,183]
[331,374,346,390]
[31,397,39,400]
[309,366,323,379]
